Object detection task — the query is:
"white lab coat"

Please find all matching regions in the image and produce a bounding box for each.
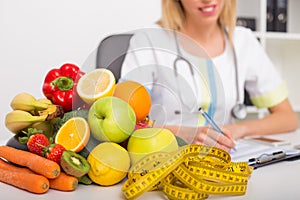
[120,25,287,128]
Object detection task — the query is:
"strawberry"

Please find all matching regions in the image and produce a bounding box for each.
[44,143,66,164]
[27,134,50,156]
[19,128,50,156]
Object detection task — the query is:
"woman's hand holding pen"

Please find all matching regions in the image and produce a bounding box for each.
[223,123,247,140]
[192,126,236,152]
[159,125,236,152]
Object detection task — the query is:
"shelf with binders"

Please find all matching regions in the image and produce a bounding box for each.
[237,0,300,116]
[237,0,300,35]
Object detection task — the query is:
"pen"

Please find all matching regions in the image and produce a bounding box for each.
[248,151,286,167]
[257,151,286,164]
[198,107,237,151]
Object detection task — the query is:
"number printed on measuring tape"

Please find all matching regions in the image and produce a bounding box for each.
[122,144,253,200]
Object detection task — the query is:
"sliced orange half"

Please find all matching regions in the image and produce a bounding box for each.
[77,68,116,105]
[55,117,90,152]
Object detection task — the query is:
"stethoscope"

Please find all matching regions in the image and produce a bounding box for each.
[173,31,200,113]
[172,31,247,120]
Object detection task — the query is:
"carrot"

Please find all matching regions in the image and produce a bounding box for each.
[0,158,32,174]
[49,172,78,191]
[0,168,49,194]
[0,145,60,179]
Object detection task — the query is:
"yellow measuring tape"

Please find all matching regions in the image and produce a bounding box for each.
[122,144,253,200]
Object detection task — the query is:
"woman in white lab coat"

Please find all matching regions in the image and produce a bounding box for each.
[121,0,298,151]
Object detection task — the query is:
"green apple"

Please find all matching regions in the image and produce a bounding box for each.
[88,96,136,143]
[127,127,179,164]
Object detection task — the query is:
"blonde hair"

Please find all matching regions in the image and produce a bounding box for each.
[157,0,237,44]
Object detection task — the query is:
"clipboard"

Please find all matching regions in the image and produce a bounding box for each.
[248,150,300,169]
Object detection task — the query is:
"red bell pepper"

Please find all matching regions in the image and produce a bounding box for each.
[42,63,85,112]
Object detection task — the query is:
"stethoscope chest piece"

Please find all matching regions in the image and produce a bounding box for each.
[231,103,247,120]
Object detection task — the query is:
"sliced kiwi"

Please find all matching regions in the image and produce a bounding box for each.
[60,150,90,177]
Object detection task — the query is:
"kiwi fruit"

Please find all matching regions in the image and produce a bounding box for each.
[60,150,90,177]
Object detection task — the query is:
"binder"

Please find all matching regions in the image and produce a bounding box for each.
[266,0,275,31]
[274,0,288,32]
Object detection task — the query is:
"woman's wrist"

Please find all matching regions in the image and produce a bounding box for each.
[224,123,248,139]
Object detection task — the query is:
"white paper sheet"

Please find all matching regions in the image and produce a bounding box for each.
[230,139,283,162]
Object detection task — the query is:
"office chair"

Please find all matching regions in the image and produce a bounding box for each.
[95,33,253,106]
[96,34,133,80]
[244,89,253,106]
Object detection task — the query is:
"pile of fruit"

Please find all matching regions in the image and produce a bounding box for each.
[1,63,180,195]
[1,63,253,199]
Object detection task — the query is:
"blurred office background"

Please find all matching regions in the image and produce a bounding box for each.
[0,0,161,142]
[1,0,299,142]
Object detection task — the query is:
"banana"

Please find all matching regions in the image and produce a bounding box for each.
[10,92,50,112]
[7,92,64,134]
[5,110,48,134]
[37,98,52,105]
[37,104,64,120]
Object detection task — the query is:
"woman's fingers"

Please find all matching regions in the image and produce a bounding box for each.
[205,126,235,148]
[193,133,231,152]
[192,126,235,151]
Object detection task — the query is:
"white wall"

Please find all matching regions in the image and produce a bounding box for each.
[0,0,161,142]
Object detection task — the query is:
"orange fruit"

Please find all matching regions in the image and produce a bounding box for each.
[113,80,151,122]
[76,68,116,105]
[55,117,90,152]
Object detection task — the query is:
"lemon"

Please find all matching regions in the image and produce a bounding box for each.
[87,142,131,186]
[55,117,90,153]
[76,68,116,105]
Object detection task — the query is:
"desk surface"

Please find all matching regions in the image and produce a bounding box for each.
[1,131,300,200]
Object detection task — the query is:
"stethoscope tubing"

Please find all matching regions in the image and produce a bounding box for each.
[172,30,247,119]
